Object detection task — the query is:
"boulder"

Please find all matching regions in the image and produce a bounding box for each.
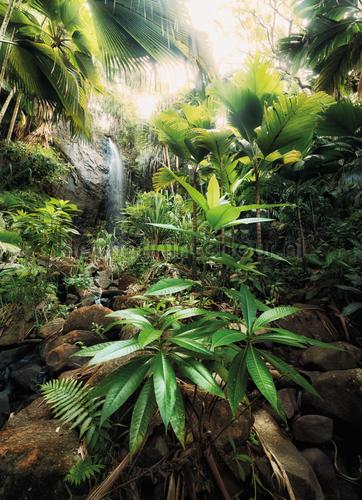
[0,309,33,346]
[253,409,324,500]
[6,398,51,428]
[63,304,113,333]
[301,368,362,427]
[0,420,78,499]
[292,415,333,444]
[300,342,362,371]
[278,388,299,419]
[95,269,113,290]
[38,318,65,339]
[54,131,108,229]
[301,448,339,500]
[276,306,340,343]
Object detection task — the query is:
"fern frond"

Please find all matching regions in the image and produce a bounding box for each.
[65,456,104,486]
[41,378,105,449]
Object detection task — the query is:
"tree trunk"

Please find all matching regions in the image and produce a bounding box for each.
[255,165,262,250]
[6,92,21,142]
[0,28,15,92]
[192,168,198,279]
[0,0,19,46]
[358,72,362,95]
[296,181,306,258]
[0,87,15,127]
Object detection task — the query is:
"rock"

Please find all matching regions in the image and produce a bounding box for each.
[6,398,51,428]
[42,330,104,361]
[65,293,78,305]
[80,294,98,306]
[137,434,170,467]
[0,308,33,346]
[0,345,30,368]
[292,415,333,444]
[63,304,113,333]
[301,368,362,427]
[95,269,113,290]
[301,448,339,500]
[300,342,362,371]
[253,409,324,500]
[278,388,299,419]
[45,344,81,371]
[336,479,360,500]
[0,420,78,499]
[0,392,10,415]
[38,318,65,339]
[276,306,340,343]
[54,131,108,229]
[10,363,46,392]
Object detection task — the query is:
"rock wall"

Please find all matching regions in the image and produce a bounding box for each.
[53,129,110,230]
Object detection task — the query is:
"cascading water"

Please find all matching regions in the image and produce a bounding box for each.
[105,138,125,231]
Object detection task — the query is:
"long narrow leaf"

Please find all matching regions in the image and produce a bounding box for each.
[246,346,281,416]
[129,378,157,454]
[227,350,248,415]
[153,352,177,427]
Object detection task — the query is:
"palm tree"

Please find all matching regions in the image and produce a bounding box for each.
[0,0,210,137]
[153,103,214,275]
[212,58,334,249]
[278,0,362,94]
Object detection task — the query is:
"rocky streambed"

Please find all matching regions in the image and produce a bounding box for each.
[0,277,361,500]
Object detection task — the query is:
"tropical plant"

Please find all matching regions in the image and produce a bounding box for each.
[211,59,334,247]
[75,278,332,455]
[64,257,92,291]
[0,140,70,190]
[0,0,210,137]
[41,377,108,451]
[11,198,79,258]
[65,456,104,487]
[278,0,362,94]
[0,259,56,305]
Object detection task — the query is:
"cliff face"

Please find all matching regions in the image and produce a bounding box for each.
[53,131,110,230]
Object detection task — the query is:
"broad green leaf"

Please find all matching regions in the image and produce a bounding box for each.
[258,349,318,396]
[257,93,334,156]
[252,306,300,332]
[224,217,273,227]
[89,338,142,366]
[129,378,157,454]
[170,337,214,358]
[207,174,221,209]
[162,308,208,328]
[153,352,177,427]
[138,328,163,348]
[174,173,208,211]
[76,341,122,357]
[239,285,257,333]
[246,346,280,415]
[227,350,248,415]
[174,357,224,398]
[269,328,340,349]
[170,384,186,445]
[99,359,150,423]
[211,329,247,349]
[145,278,195,296]
[206,204,241,230]
[107,309,152,329]
[251,332,307,348]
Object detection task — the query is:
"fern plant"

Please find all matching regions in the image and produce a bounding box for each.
[65,456,104,487]
[41,378,107,451]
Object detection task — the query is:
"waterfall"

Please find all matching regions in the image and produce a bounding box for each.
[105,138,125,231]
